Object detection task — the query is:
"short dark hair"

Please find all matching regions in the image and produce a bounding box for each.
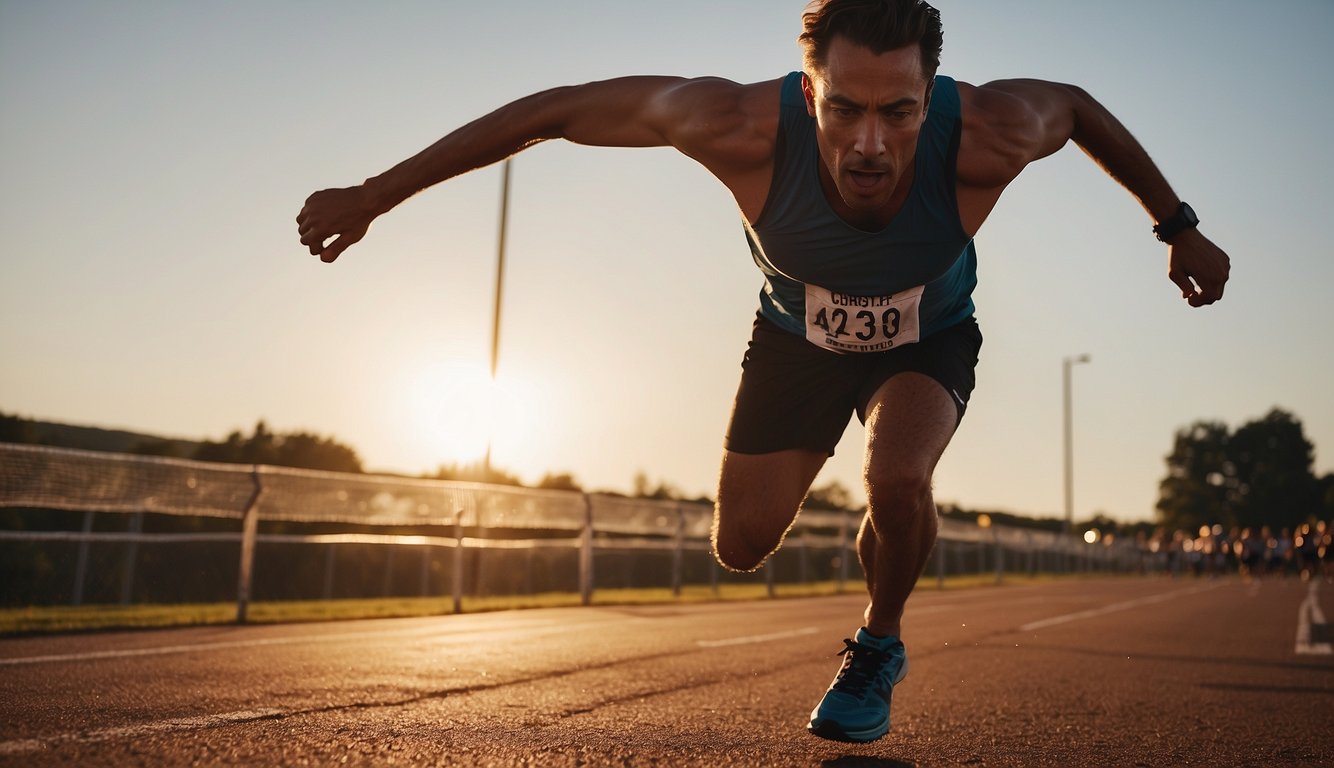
[799,0,943,79]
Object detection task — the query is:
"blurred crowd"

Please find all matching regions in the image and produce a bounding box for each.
[1138,521,1333,580]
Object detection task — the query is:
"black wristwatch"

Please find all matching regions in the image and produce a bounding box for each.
[1153,201,1200,243]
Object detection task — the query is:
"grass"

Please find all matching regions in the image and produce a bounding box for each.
[0,573,1084,636]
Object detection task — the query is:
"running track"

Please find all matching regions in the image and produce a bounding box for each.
[2,577,1331,767]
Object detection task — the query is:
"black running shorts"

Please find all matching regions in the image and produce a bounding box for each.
[724,313,983,456]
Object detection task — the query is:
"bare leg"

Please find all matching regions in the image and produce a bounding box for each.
[713,448,827,572]
[859,372,959,637]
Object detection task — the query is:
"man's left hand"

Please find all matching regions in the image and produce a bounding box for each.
[1167,229,1230,307]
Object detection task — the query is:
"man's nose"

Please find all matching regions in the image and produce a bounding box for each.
[854,118,885,157]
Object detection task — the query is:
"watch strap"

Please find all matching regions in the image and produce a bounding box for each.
[1153,202,1199,243]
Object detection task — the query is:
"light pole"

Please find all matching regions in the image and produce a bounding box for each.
[1062,354,1091,535]
[483,158,512,476]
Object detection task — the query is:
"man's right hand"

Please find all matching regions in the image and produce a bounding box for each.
[296,185,379,263]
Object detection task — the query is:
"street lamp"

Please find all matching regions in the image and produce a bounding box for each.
[483,158,513,476]
[1062,354,1091,535]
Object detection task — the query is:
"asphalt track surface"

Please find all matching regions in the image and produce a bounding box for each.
[2,577,1332,767]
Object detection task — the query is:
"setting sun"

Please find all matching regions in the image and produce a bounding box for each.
[404,359,531,467]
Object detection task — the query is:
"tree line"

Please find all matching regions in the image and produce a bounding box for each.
[1157,407,1333,532]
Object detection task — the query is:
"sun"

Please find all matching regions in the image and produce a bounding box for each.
[406,359,506,466]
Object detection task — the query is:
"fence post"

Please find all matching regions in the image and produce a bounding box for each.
[936,538,946,589]
[235,467,263,624]
[837,512,851,592]
[118,511,143,605]
[72,510,94,606]
[671,506,684,598]
[382,546,395,597]
[419,546,432,597]
[994,530,1003,585]
[452,511,465,614]
[323,545,336,600]
[579,494,594,606]
[798,531,809,585]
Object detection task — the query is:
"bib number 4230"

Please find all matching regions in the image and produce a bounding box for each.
[804,284,924,353]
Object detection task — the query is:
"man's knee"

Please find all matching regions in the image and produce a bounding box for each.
[712,536,770,573]
[711,501,792,573]
[712,449,823,573]
[864,466,934,523]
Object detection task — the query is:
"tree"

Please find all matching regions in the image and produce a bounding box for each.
[1156,421,1233,531]
[632,470,683,501]
[193,420,363,473]
[1228,408,1317,530]
[430,462,523,486]
[536,472,582,492]
[1319,474,1334,522]
[1156,409,1321,532]
[0,412,38,444]
[804,480,858,511]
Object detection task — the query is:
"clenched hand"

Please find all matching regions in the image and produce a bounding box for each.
[1167,229,1230,307]
[296,185,379,263]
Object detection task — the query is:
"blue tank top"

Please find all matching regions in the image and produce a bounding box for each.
[744,72,977,344]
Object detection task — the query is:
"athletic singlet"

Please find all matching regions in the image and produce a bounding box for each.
[744,72,977,352]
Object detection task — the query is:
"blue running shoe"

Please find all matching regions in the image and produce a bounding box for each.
[807,628,908,742]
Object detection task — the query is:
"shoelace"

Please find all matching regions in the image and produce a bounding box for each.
[830,638,894,698]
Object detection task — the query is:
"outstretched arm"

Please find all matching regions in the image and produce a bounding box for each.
[297,76,774,263]
[957,79,1230,307]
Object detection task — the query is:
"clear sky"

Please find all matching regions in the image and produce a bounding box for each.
[3,1,1332,524]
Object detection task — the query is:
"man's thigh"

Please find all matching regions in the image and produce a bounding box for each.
[862,372,960,481]
[713,447,827,567]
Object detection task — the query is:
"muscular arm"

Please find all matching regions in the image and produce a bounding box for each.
[297,76,776,262]
[956,79,1230,307]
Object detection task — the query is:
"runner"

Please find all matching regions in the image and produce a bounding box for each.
[297,0,1230,742]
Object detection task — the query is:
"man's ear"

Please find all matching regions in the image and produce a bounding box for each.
[801,72,817,117]
[923,77,935,117]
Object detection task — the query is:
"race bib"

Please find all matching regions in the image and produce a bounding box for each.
[804,284,924,353]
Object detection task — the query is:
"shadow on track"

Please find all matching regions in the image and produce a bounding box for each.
[822,756,915,768]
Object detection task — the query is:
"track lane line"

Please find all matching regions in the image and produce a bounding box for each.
[1295,579,1332,655]
[0,708,286,756]
[1017,581,1225,632]
[0,617,569,666]
[696,627,819,648]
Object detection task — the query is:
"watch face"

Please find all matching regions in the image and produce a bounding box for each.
[1180,202,1199,227]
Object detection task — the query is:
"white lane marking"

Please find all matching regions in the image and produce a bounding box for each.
[1296,579,1332,655]
[0,708,285,756]
[0,617,564,666]
[1018,581,1224,632]
[697,626,819,648]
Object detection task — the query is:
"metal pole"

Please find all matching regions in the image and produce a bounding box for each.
[72,510,94,606]
[671,506,684,598]
[452,512,465,614]
[235,467,263,624]
[1062,354,1090,535]
[118,511,143,606]
[484,159,512,475]
[579,493,594,605]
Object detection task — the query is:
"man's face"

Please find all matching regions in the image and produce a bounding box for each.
[803,37,931,221]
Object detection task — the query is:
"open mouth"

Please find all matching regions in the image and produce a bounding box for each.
[847,169,885,191]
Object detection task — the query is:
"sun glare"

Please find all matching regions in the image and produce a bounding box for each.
[406,359,530,467]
